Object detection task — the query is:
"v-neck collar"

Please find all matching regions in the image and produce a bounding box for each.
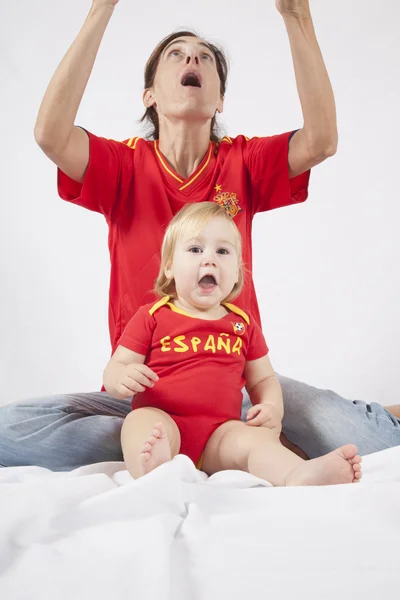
[153,140,215,194]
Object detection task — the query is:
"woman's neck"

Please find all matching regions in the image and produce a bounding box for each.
[158,119,213,180]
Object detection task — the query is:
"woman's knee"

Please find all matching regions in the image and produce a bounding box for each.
[278,374,346,420]
[0,397,67,440]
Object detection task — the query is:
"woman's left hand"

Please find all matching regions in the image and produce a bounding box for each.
[246,403,282,432]
[275,0,310,18]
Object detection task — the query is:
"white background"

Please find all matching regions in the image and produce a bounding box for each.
[0,0,399,406]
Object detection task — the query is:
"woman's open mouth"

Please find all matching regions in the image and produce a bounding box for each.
[181,72,202,88]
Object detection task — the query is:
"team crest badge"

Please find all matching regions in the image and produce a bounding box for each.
[214,190,243,218]
[232,322,246,336]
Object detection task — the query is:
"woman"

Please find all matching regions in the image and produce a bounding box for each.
[0,0,398,471]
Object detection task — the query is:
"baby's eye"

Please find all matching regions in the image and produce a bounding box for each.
[189,247,202,253]
[217,248,229,255]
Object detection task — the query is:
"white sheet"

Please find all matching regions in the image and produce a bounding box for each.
[0,447,399,600]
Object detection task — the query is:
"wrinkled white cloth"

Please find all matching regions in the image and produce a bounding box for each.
[0,447,399,600]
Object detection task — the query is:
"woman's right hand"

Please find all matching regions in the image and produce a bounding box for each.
[35,0,120,182]
[103,361,159,400]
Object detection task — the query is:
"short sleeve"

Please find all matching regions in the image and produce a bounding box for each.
[246,318,269,361]
[57,130,134,219]
[243,131,310,215]
[117,306,156,355]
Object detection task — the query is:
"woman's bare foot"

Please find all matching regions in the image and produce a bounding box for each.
[286,444,362,486]
[139,421,171,476]
[386,405,400,419]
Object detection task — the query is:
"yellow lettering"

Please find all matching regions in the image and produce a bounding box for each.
[160,336,171,352]
[204,334,216,353]
[217,333,231,354]
[191,337,201,352]
[232,337,242,355]
[174,335,189,353]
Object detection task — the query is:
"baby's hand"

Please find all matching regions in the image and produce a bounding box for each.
[246,403,282,432]
[104,362,159,400]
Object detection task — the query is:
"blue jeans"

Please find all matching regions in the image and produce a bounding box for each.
[0,374,399,470]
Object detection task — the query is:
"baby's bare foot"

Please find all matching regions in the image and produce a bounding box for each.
[286,444,362,486]
[139,421,171,476]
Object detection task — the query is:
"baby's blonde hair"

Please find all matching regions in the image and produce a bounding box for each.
[155,202,244,302]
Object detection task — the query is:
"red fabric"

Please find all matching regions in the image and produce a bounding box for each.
[58,132,310,352]
[118,301,268,463]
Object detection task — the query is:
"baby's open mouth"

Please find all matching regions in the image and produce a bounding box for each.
[198,275,217,289]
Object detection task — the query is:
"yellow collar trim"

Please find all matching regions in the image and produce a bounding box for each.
[166,302,193,318]
[148,296,170,316]
[154,141,213,190]
[154,142,184,183]
[148,296,250,324]
[222,302,250,325]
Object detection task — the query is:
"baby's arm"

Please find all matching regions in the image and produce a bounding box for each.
[103,345,158,400]
[244,355,284,428]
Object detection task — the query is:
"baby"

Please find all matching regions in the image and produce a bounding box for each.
[103,202,362,486]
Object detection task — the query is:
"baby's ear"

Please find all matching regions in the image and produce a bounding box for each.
[164,266,173,280]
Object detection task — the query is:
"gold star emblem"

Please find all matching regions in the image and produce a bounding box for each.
[214,184,222,192]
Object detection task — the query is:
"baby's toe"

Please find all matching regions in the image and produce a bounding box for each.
[152,423,164,437]
[340,444,358,460]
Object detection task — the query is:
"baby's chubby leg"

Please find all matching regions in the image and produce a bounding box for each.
[202,421,361,486]
[121,407,181,478]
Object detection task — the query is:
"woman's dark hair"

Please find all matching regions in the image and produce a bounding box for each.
[140,30,229,141]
